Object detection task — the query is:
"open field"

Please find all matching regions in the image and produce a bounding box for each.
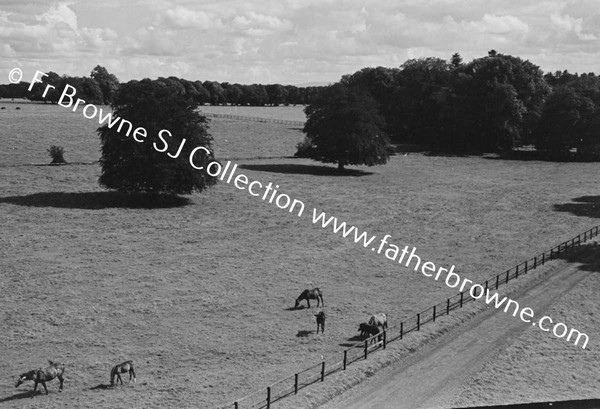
[1,104,599,408]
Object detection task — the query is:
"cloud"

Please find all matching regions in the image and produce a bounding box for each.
[163,6,223,29]
[550,12,597,41]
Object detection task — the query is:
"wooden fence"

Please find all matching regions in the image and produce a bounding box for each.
[199,111,305,127]
[225,225,600,409]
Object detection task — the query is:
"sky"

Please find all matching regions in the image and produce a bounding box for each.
[1,0,599,85]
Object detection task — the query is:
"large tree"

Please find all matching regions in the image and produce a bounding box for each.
[98,78,218,195]
[298,83,390,170]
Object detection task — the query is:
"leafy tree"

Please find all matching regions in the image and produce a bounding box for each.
[299,83,390,170]
[535,86,596,158]
[90,65,119,104]
[98,78,218,195]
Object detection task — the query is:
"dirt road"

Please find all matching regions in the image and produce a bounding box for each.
[322,253,595,409]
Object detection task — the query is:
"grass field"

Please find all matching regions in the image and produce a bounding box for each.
[1,104,599,408]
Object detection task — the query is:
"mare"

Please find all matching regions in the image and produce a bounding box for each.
[15,361,65,398]
[111,360,136,386]
[358,323,381,343]
[295,288,324,309]
[368,313,388,329]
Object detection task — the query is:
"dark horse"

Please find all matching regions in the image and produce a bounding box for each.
[295,288,324,309]
[111,360,136,386]
[15,361,65,397]
[358,323,381,344]
[315,311,326,334]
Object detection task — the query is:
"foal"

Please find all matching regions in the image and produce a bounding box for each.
[315,311,326,334]
[15,361,65,397]
[110,360,136,386]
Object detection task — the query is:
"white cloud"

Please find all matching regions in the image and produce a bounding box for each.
[163,6,222,29]
[550,12,597,41]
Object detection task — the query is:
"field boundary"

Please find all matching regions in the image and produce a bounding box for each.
[199,111,305,127]
[224,225,600,409]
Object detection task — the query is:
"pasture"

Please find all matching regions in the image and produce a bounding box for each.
[1,104,599,408]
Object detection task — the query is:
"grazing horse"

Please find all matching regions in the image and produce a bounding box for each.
[111,360,136,386]
[295,288,324,309]
[315,311,326,334]
[358,323,381,343]
[15,361,65,397]
[368,313,388,330]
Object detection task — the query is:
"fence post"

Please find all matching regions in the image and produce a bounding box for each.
[542,253,545,265]
[446,298,450,315]
[534,257,537,269]
[550,249,553,260]
[400,322,403,339]
[525,261,528,274]
[343,351,347,370]
[485,280,488,292]
[321,361,325,382]
[364,340,368,360]
[295,374,298,394]
[267,387,271,409]
[496,274,500,289]
[516,265,519,279]
[433,305,436,322]
[383,330,387,349]
[417,313,421,330]
[506,270,510,284]
[235,402,238,409]
[460,292,464,308]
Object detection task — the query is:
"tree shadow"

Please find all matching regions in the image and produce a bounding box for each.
[0,191,191,210]
[553,196,600,219]
[239,164,373,177]
[0,391,34,403]
[296,330,313,337]
[453,398,600,409]
[557,243,600,273]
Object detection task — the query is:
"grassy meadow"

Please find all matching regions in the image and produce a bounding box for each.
[1,103,599,408]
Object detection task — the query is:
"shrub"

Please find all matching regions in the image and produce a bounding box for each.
[47,145,66,164]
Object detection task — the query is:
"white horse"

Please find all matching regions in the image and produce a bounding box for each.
[368,313,388,329]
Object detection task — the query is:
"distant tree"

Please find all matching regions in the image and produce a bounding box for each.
[299,83,390,170]
[90,65,119,104]
[193,81,211,104]
[58,76,104,105]
[223,83,243,105]
[98,78,218,195]
[29,71,61,103]
[265,84,288,106]
[203,81,226,105]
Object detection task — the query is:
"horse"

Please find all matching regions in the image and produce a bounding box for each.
[15,361,65,397]
[358,323,381,343]
[111,360,136,386]
[110,360,136,386]
[295,288,324,309]
[315,311,326,333]
[368,313,388,330]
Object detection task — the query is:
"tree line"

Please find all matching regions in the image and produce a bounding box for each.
[0,67,325,107]
[300,50,600,163]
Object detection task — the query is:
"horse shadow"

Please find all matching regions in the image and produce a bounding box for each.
[90,383,112,390]
[296,330,313,337]
[339,334,364,347]
[284,306,305,311]
[0,391,41,403]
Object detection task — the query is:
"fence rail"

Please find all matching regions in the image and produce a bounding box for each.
[226,225,600,409]
[199,111,305,127]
